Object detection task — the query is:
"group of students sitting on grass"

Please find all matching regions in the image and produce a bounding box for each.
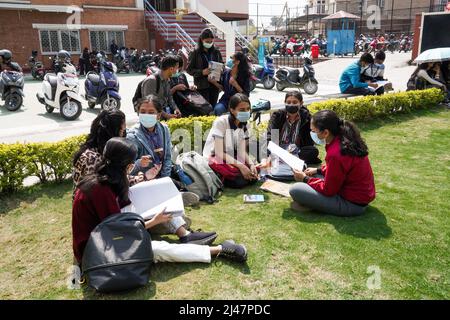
[71,91,376,270]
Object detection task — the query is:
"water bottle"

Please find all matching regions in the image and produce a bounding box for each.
[176,166,193,186]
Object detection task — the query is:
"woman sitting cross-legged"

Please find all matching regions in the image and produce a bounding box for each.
[214,52,251,116]
[289,110,376,217]
[265,91,321,167]
[204,93,258,188]
[126,95,217,245]
[72,138,248,267]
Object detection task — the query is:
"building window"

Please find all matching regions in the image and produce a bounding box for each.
[39,30,81,54]
[377,0,385,9]
[89,31,125,53]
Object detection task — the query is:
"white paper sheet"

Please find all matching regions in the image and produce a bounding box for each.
[123,177,185,220]
[368,80,391,91]
[267,141,305,172]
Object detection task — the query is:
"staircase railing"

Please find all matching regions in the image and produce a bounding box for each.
[234,29,258,61]
[144,0,196,53]
[189,0,235,59]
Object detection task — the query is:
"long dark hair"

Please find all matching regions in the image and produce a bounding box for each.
[78,138,137,203]
[229,93,251,110]
[197,28,215,51]
[312,110,368,157]
[73,110,125,165]
[233,52,251,85]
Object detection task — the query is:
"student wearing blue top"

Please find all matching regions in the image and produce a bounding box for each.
[214,52,251,115]
[339,53,380,96]
[126,94,218,245]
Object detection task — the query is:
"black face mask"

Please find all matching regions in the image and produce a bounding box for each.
[285,105,300,114]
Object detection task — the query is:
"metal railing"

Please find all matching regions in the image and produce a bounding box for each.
[235,29,258,61]
[144,0,196,53]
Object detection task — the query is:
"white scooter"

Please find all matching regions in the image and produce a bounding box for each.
[36,58,82,121]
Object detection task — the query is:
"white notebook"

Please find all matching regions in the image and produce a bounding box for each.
[122,177,185,219]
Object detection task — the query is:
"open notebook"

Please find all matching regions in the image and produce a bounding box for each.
[121,177,184,219]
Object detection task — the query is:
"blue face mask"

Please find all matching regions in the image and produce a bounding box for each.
[236,111,251,123]
[310,131,326,145]
[139,114,158,128]
[171,71,181,78]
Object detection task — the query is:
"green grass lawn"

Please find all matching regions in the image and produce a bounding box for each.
[0,107,449,300]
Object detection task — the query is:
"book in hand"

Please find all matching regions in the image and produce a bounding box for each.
[243,194,265,203]
[123,177,185,219]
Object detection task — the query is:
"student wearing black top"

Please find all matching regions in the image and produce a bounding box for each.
[186,28,224,107]
[170,56,213,117]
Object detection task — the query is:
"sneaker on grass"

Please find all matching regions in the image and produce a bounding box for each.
[180,231,217,245]
[218,240,248,263]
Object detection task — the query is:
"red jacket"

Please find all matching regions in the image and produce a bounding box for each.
[72,184,130,263]
[307,136,376,205]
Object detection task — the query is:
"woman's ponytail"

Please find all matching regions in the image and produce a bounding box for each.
[339,120,368,157]
[312,110,368,157]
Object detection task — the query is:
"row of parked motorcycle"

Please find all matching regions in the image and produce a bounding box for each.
[247,55,318,95]
[1,47,319,120]
[354,35,412,55]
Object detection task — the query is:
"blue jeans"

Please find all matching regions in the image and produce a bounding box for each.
[214,102,228,116]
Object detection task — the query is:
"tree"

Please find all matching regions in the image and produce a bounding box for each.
[270,16,285,27]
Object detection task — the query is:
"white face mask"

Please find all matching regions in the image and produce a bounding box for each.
[203,41,214,49]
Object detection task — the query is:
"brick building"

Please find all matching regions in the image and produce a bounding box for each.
[0,0,248,70]
[0,0,149,69]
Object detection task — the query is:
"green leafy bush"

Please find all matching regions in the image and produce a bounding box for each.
[308,88,445,121]
[0,89,444,194]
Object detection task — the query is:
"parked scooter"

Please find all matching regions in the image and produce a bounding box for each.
[28,50,47,81]
[36,50,82,121]
[249,55,276,91]
[274,56,318,95]
[0,61,24,111]
[113,51,130,74]
[84,60,121,110]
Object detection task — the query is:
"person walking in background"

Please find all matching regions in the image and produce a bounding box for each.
[187,28,224,107]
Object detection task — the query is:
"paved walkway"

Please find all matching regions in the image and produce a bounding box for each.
[0,52,415,143]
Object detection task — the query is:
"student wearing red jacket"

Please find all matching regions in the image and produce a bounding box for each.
[289,110,376,217]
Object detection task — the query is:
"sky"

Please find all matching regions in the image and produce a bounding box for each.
[249,0,308,28]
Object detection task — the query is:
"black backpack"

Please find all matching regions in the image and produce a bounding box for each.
[81,212,153,293]
[132,76,161,111]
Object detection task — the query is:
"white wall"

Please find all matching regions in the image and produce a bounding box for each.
[198,0,249,15]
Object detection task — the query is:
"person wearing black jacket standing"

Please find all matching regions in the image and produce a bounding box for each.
[266,91,321,165]
[186,28,223,106]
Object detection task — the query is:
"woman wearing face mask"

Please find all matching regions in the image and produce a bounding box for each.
[73,138,248,267]
[289,110,376,217]
[72,109,144,198]
[214,52,251,115]
[204,93,258,189]
[265,91,320,166]
[187,28,224,107]
[126,95,218,245]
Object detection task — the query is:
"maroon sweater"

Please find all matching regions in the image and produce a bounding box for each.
[307,136,376,205]
[72,183,130,263]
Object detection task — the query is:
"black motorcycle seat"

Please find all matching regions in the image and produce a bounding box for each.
[87,73,100,84]
[283,67,299,72]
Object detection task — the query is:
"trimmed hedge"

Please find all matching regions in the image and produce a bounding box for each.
[308,88,445,121]
[0,136,85,194]
[0,89,444,194]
